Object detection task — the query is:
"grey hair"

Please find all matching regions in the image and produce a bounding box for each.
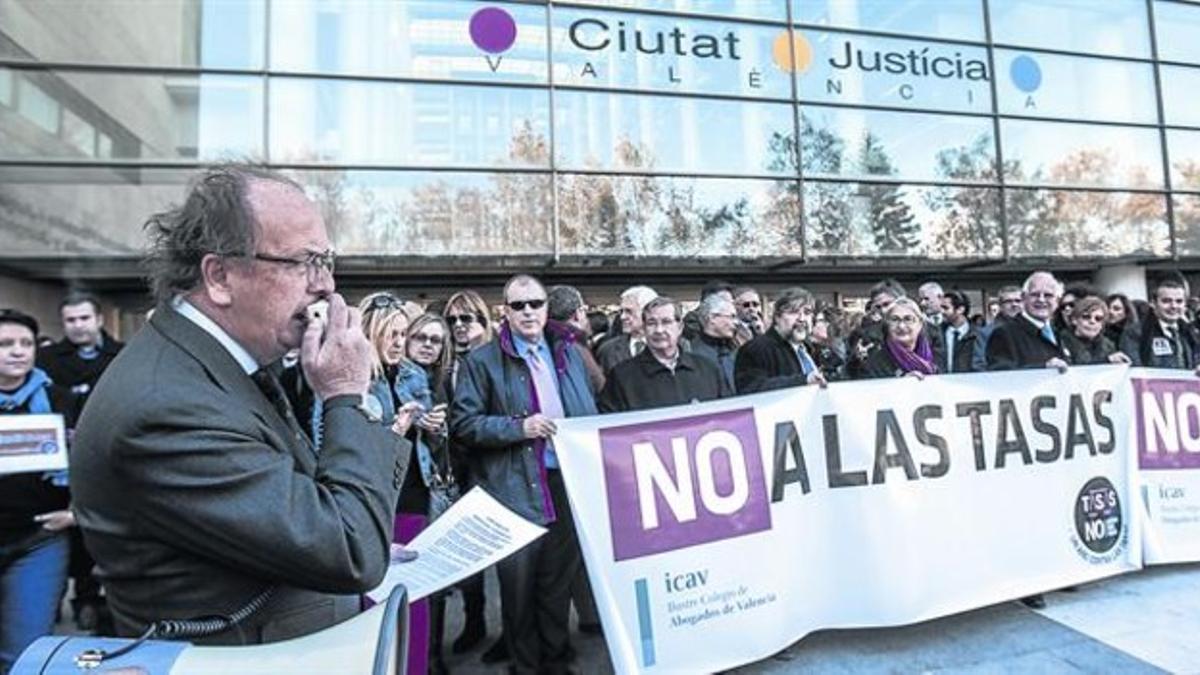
[918,281,944,296]
[642,296,682,322]
[697,294,735,323]
[773,287,815,314]
[1022,271,1063,296]
[548,285,585,322]
[620,285,658,310]
[144,163,302,305]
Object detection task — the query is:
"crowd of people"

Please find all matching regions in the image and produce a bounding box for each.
[4,164,1200,675]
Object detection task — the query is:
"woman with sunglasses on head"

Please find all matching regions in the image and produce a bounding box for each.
[352,292,426,673]
[1060,296,1131,366]
[858,298,943,380]
[0,309,81,673]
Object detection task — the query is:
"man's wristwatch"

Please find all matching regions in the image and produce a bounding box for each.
[326,393,383,423]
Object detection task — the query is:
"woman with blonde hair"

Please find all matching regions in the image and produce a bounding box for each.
[354,292,433,673]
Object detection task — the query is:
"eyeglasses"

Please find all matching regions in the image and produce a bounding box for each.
[739,300,761,309]
[410,333,445,346]
[364,294,405,314]
[253,249,336,281]
[507,299,546,311]
[886,315,920,326]
[446,313,478,326]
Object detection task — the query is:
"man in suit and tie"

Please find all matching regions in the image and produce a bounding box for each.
[71,165,410,644]
[1121,276,1200,373]
[985,271,1071,373]
[941,289,981,374]
[984,269,1070,611]
[450,274,598,675]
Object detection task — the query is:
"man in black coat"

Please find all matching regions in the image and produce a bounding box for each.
[983,270,1070,611]
[1121,277,1200,372]
[35,291,123,631]
[986,271,1071,372]
[600,297,730,412]
[941,290,981,374]
[734,287,837,394]
[689,294,739,393]
[36,292,123,405]
[596,285,657,373]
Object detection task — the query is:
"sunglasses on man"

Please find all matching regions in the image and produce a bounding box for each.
[507,299,546,311]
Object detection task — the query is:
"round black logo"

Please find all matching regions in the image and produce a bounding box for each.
[1074,477,1122,554]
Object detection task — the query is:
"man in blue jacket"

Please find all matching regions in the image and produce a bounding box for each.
[450,274,598,675]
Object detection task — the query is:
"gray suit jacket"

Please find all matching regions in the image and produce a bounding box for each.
[71,305,409,644]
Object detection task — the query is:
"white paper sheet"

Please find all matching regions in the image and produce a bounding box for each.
[367,487,546,603]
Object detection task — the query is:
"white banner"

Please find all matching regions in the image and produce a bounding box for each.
[0,413,67,475]
[557,366,1141,675]
[1129,368,1200,564]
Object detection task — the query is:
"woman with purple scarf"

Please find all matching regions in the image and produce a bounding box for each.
[859,298,943,380]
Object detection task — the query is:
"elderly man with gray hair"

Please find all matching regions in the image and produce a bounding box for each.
[596,285,658,373]
[690,293,740,392]
[734,287,837,393]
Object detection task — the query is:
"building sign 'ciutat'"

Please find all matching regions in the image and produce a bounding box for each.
[470,7,1038,110]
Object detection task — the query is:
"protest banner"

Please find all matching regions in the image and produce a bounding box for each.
[557,366,1139,674]
[1130,368,1200,564]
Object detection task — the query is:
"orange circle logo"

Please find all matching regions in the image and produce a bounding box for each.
[772,31,812,73]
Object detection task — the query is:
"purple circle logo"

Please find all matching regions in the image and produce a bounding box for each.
[469,7,517,54]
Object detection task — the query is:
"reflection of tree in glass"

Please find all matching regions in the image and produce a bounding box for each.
[1175,160,1200,255]
[558,136,788,256]
[770,117,850,254]
[926,134,1002,258]
[557,137,660,253]
[1008,148,1164,256]
[484,121,552,249]
[856,132,919,254]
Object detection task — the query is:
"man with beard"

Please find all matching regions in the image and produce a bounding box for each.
[734,287,835,393]
[599,297,729,412]
[1121,276,1200,372]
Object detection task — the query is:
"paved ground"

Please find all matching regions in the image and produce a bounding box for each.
[53,563,1199,673]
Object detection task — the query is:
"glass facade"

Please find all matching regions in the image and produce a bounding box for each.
[1,0,1198,269]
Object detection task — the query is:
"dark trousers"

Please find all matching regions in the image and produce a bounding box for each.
[68,529,103,610]
[498,470,580,675]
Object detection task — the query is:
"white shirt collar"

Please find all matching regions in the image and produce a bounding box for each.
[1021,312,1048,330]
[172,296,260,375]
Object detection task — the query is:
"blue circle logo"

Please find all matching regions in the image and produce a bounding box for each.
[1010,54,1042,93]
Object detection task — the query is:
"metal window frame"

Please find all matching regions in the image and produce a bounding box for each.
[0,0,1197,261]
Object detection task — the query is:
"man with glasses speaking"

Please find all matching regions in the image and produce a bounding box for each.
[70,165,410,644]
[450,274,597,675]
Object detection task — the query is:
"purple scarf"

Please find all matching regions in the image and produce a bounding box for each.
[884,332,938,375]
